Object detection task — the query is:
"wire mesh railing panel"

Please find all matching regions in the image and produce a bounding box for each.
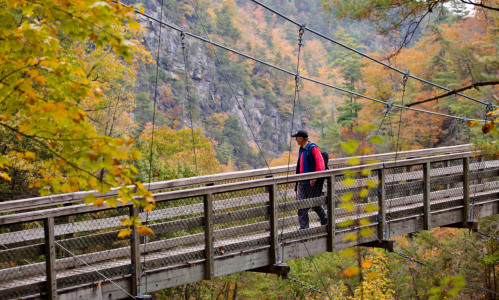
[277,175,328,238]
[429,159,464,211]
[142,196,205,270]
[213,187,269,255]
[335,174,379,227]
[0,220,46,296]
[54,207,131,273]
[470,156,499,203]
[385,165,425,220]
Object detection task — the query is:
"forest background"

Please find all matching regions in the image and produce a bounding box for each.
[1,0,499,298]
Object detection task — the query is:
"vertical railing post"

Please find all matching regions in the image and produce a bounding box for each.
[463,157,470,222]
[378,169,386,241]
[423,162,431,230]
[445,161,451,191]
[269,183,279,264]
[130,205,140,296]
[327,175,335,252]
[204,193,214,280]
[44,217,57,299]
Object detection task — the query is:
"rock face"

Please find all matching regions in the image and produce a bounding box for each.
[125,0,300,164]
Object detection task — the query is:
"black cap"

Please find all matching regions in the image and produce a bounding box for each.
[291,129,308,138]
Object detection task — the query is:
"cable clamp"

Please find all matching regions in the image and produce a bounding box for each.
[486,101,494,120]
[384,101,394,116]
[298,23,306,46]
[461,116,468,132]
[180,28,186,49]
[402,70,410,91]
[295,71,300,90]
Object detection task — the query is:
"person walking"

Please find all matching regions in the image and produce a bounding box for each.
[291,129,328,229]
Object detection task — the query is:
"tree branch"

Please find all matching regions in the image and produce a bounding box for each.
[461,0,499,11]
[406,80,499,107]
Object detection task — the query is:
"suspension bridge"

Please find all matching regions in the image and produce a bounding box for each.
[1,144,499,299]
[1,0,498,298]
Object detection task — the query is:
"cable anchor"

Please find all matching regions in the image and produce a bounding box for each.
[298,23,306,46]
[402,70,410,92]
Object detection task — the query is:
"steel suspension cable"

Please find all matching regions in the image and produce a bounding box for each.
[116,2,485,123]
[248,0,495,108]
[141,0,165,296]
[180,29,199,176]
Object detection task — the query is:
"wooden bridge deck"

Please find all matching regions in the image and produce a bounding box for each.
[0,145,497,300]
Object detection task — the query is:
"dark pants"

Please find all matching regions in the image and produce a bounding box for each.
[297,181,328,229]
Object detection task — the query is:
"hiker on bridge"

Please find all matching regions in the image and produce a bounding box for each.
[292,129,329,229]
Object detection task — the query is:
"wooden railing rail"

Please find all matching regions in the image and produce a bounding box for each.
[0,144,471,214]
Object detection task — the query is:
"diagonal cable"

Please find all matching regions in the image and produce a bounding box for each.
[248,0,494,108]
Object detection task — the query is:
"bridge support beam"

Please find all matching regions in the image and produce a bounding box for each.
[248,263,290,278]
[358,239,395,252]
[204,193,214,280]
[423,162,431,230]
[327,175,335,252]
[44,217,57,300]
[441,221,479,232]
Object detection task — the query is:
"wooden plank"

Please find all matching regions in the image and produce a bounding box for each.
[204,193,214,280]
[327,176,335,252]
[130,206,140,296]
[423,162,431,230]
[269,183,278,264]
[378,169,386,240]
[44,217,57,299]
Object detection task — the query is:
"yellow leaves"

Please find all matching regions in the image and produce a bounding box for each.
[341,267,359,278]
[137,226,154,237]
[366,180,378,188]
[0,113,11,121]
[118,229,132,238]
[347,157,359,165]
[340,203,355,211]
[342,248,355,258]
[359,218,370,226]
[75,67,86,77]
[366,271,380,280]
[343,177,355,186]
[338,219,354,227]
[24,151,36,161]
[359,188,369,198]
[359,227,374,237]
[466,120,481,127]
[143,204,154,212]
[364,203,380,213]
[129,149,142,160]
[0,172,11,181]
[343,233,358,242]
[341,192,353,202]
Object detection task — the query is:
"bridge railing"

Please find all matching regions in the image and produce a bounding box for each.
[0,144,471,214]
[2,150,499,299]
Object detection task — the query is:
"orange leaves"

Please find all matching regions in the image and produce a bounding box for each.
[341,267,359,278]
[466,120,481,127]
[118,229,132,238]
[137,226,153,237]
